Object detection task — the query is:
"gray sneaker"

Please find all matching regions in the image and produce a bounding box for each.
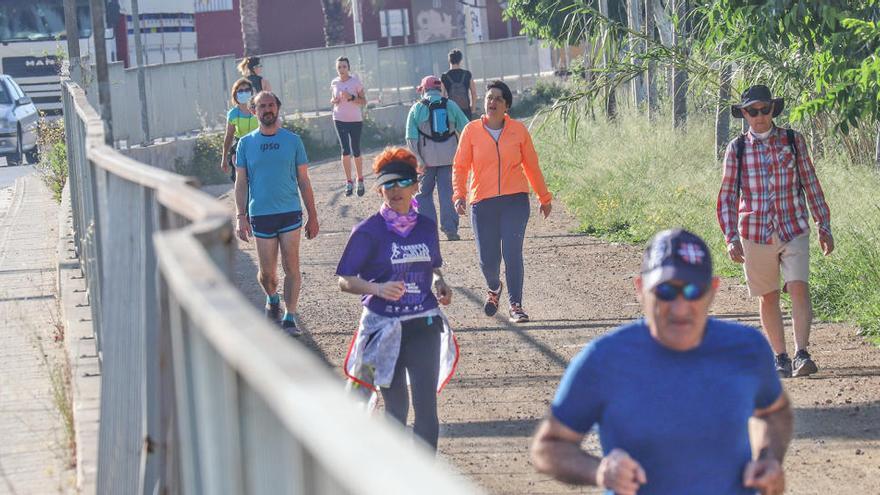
[281,318,303,338]
[793,349,818,377]
[775,353,792,379]
[265,302,282,322]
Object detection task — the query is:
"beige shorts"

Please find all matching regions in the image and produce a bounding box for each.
[742,232,810,297]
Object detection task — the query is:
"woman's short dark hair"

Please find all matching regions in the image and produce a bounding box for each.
[448,49,463,65]
[486,80,513,108]
[336,56,350,68]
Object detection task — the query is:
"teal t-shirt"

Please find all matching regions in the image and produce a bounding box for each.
[227,106,258,138]
[235,128,309,217]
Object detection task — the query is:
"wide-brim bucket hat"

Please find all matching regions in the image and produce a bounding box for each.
[731,84,784,118]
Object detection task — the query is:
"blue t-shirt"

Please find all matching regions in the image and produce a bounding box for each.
[235,128,308,217]
[335,213,442,317]
[552,318,782,495]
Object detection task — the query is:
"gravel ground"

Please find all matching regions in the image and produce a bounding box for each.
[207,153,880,494]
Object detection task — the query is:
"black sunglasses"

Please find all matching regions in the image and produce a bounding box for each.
[743,105,773,117]
[381,178,416,190]
[653,282,707,301]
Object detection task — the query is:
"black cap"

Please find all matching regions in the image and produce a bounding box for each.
[376,161,418,185]
[641,229,713,290]
[731,84,784,118]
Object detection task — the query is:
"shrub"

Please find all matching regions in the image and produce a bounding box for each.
[34,117,68,202]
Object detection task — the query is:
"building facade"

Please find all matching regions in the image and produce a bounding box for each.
[194,0,521,59]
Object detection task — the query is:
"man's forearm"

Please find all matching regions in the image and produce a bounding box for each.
[234,176,248,215]
[299,178,318,218]
[756,401,794,463]
[532,438,602,486]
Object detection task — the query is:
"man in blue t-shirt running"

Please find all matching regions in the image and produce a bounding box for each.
[235,91,319,337]
[531,229,793,495]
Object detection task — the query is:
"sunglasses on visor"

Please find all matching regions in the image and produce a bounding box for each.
[743,105,773,117]
[381,178,416,190]
[653,282,707,301]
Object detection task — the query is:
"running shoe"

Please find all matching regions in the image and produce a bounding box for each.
[444,231,461,241]
[775,353,793,379]
[793,349,818,377]
[281,319,302,338]
[345,181,354,197]
[265,302,282,322]
[356,179,365,197]
[509,303,530,323]
[484,284,502,316]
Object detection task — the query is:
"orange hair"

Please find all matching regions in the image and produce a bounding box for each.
[372,146,418,174]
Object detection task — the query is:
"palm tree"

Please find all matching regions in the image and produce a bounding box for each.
[239,0,260,56]
[321,0,348,46]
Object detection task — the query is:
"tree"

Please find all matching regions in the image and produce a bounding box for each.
[671,0,687,128]
[321,0,348,46]
[239,0,260,56]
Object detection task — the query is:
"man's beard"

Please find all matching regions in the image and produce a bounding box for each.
[260,113,277,126]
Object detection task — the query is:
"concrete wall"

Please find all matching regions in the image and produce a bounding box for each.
[121,137,198,173]
[122,104,411,179]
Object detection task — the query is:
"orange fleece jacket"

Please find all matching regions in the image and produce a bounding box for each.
[452,114,552,206]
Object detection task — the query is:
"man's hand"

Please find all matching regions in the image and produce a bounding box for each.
[743,458,784,495]
[727,240,745,263]
[455,199,467,216]
[417,164,426,175]
[304,216,319,240]
[374,281,406,301]
[434,278,453,305]
[819,230,834,256]
[596,449,647,495]
[540,201,552,219]
[236,216,251,243]
[220,159,229,174]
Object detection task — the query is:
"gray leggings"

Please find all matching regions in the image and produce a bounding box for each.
[381,316,442,450]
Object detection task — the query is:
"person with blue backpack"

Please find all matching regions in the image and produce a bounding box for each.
[405,75,470,241]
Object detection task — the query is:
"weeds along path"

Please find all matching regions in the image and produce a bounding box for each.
[209,153,880,494]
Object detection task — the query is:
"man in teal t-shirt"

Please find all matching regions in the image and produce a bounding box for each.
[531,229,792,495]
[235,91,320,337]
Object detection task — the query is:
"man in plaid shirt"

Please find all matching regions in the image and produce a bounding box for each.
[717,84,834,379]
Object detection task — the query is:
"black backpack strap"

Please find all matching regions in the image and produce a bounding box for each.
[786,128,803,191]
[734,134,746,199]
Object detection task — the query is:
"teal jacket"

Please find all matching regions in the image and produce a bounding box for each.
[405,90,470,140]
[405,90,470,167]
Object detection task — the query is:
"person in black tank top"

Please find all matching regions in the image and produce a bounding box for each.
[238,56,272,93]
[441,49,477,120]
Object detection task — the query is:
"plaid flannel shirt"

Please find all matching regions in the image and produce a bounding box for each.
[717,127,831,245]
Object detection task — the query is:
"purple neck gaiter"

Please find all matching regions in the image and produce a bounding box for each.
[380,199,419,237]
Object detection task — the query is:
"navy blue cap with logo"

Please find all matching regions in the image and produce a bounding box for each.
[641,228,713,292]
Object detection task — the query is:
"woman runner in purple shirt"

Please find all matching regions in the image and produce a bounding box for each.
[337,147,459,451]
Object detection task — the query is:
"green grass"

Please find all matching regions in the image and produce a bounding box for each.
[533,108,880,342]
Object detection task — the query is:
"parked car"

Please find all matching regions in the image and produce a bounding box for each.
[0,75,39,166]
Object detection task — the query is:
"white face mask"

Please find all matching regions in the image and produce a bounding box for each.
[236,91,253,104]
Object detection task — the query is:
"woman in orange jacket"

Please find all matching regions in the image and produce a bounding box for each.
[453,80,553,323]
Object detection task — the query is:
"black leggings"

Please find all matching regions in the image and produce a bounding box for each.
[380,315,442,450]
[334,120,362,157]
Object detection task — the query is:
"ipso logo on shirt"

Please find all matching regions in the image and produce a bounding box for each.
[260,142,281,152]
[390,242,431,264]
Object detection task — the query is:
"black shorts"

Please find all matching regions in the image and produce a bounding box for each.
[250,211,303,239]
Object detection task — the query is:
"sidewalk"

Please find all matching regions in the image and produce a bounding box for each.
[0,173,75,494]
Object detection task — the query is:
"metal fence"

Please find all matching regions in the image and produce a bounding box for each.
[62,78,483,495]
[86,36,553,146]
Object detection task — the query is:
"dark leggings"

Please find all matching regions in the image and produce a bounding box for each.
[380,316,442,451]
[334,120,363,157]
[470,193,531,305]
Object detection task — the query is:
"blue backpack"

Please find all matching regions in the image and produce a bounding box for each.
[418,98,455,142]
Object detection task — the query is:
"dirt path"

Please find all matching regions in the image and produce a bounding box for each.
[208,153,880,494]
